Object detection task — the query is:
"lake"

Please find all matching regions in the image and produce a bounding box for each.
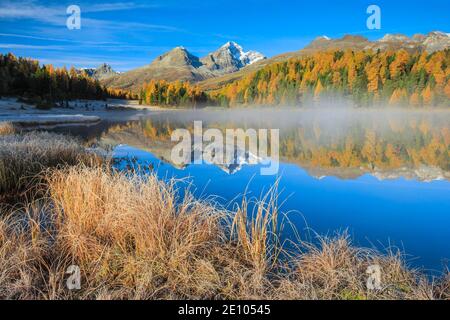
[49,108,450,273]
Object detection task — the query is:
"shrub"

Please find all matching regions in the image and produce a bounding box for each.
[0,122,14,136]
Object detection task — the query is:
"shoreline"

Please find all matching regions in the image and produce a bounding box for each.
[0,97,171,125]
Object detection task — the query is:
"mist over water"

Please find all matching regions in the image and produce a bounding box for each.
[147,106,449,128]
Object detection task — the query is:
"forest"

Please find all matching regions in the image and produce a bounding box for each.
[0,53,130,109]
[138,80,211,107]
[213,49,450,108]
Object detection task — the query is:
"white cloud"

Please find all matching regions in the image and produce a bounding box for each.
[0,43,66,50]
[0,0,62,24]
[84,2,160,13]
[0,0,179,31]
[0,1,157,18]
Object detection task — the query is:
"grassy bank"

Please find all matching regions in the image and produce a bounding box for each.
[0,131,101,202]
[0,132,448,300]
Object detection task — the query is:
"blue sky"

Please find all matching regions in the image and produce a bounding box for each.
[0,0,449,71]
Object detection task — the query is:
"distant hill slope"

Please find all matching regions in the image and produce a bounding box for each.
[103,47,213,90]
[198,31,450,90]
[301,31,450,54]
[102,42,265,91]
[210,48,450,108]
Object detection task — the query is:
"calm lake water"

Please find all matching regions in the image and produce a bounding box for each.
[50,109,450,273]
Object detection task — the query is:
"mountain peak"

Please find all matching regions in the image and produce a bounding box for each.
[152,46,202,68]
[96,63,114,73]
[80,63,117,80]
[379,33,412,43]
[305,34,369,50]
[222,41,242,49]
[200,42,266,73]
[422,31,450,52]
[173,46,187,51]
[428,31,450,37]
[315,35,331,41]
[341,35,369,42]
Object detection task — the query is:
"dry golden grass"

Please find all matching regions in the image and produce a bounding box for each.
[275,235,437,300]
[0,122,15,136]
[0,132,102,202]
[46,166,287,299]
[0,164,447,300]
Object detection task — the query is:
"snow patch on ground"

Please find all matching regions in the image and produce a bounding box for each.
[1,114,100,125]
[0,97,165,125]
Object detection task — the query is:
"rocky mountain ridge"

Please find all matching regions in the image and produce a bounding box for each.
[305,31,450,53]
[102,42,266,90]
[100,31,449,91]
[197,31,450,90]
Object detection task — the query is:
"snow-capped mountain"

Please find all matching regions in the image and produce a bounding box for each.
[223,41,266,66]
[104,42,266,89]
[200,41,266,73]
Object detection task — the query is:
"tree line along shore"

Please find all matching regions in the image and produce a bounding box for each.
[2,49,449,110]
